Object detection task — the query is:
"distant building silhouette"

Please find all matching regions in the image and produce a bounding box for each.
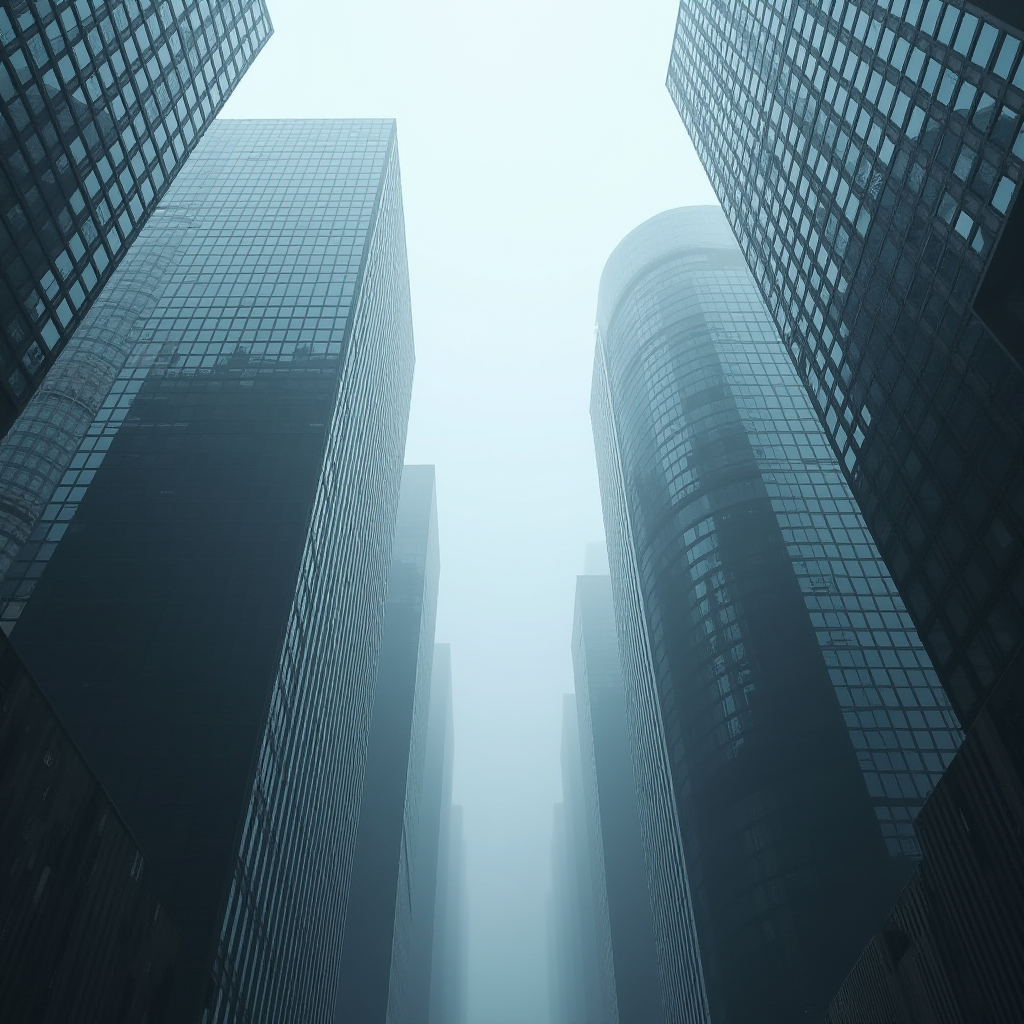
[550,693,614,1024]
[336,465,440,1024]
[0,1,270,433]
[431,803,469,1024]
[0,118,416,1022]
[402,644,456,1024]
[572,570,664,1024]
[591,207,958,1024]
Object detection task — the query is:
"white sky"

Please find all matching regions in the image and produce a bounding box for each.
[222,3,716,1021]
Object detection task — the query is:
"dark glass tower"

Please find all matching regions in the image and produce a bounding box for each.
[0,0,271,432]
[572,569,665,1024]
[667,1,1024,726]
[336,464,440,1024]
[591,207,959,1024]
[0,118,416,1023]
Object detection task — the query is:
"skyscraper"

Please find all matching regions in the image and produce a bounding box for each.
[667,1,1024,727]
[571,569,664,1024]
[0,118,416,1023]
[591,207,959,1024]
[0,0,271,433]
[336,465,440,1024]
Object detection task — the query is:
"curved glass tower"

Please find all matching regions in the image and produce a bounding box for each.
[591,206,960,1024]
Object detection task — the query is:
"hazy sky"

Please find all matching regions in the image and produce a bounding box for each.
[222,3,716,1021]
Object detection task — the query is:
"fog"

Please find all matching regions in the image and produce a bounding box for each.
[221,4,716,1021]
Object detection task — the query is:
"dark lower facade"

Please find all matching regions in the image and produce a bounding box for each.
[0,0,271,432]
[0,629,180,1023]
[402,643,455,1024]
[824,655,1024,1023]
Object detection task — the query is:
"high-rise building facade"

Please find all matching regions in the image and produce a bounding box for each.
[591,207,960,1024]
[336,464,440,1024]
[667,0,1024,727]
[0,629,180,1022]
[0,0,271,433]
[0,118,416,1023]
[572,570,665,1024]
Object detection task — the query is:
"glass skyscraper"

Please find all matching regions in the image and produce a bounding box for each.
[591,207,959,1024]
[0,118,416,1023]
[667,1,1024,727]
[0,0,271,433]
